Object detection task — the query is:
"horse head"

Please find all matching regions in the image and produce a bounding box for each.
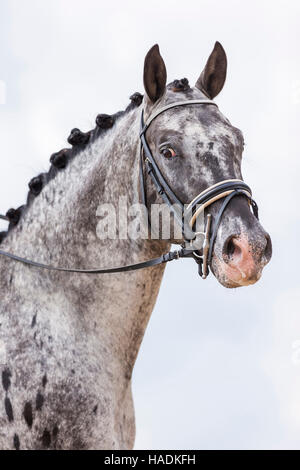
[142,43,272,288]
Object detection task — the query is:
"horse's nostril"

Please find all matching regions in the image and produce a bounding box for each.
[263,234,272,261]
[227,238,235,258]
[223,237,240,260]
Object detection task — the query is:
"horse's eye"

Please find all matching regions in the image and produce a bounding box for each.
[161,147,176,159]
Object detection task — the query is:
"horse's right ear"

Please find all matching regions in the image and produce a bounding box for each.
[195,42,227,99]
[143,44,167,103]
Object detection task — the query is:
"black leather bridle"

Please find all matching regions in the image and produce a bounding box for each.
[139,99,258,277]
[0,99,259,278]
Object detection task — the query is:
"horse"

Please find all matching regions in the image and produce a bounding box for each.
[0,42,272,449]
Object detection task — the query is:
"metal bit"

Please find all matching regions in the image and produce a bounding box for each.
[202,214,212,279]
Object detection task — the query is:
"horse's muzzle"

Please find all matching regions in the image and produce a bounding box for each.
[213,230,272,288]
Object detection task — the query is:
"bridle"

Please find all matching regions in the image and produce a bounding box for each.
[139,99,258,277]
[0,99,259,278]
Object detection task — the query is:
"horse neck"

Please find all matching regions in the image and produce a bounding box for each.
[1,105,170,376]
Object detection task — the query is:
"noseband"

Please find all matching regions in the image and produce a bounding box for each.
[0,99,258,278]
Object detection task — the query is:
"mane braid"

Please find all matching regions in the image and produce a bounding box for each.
[0,92,144,244]
[168,78,190,92]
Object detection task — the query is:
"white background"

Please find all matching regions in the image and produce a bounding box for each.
[0,0,299,449]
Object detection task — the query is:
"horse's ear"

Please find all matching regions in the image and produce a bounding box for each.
[195,41,227,99]
[143,44,167,103]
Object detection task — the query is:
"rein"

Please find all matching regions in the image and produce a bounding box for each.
[0,99,259,278]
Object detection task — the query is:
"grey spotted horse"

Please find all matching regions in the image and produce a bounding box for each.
[0,43,272,450]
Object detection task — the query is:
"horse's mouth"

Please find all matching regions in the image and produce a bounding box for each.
[212,258,263,288]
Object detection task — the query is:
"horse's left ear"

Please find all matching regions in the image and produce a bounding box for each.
[143,44,167,103]
[195,42,227,99]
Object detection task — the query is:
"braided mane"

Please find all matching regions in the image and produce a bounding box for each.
[0,78,191,244]
[0,92,144,244]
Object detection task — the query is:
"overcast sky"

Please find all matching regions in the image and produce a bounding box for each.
[0,0,300,450]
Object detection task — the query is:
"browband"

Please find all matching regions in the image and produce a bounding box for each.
[140,99,218,135]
